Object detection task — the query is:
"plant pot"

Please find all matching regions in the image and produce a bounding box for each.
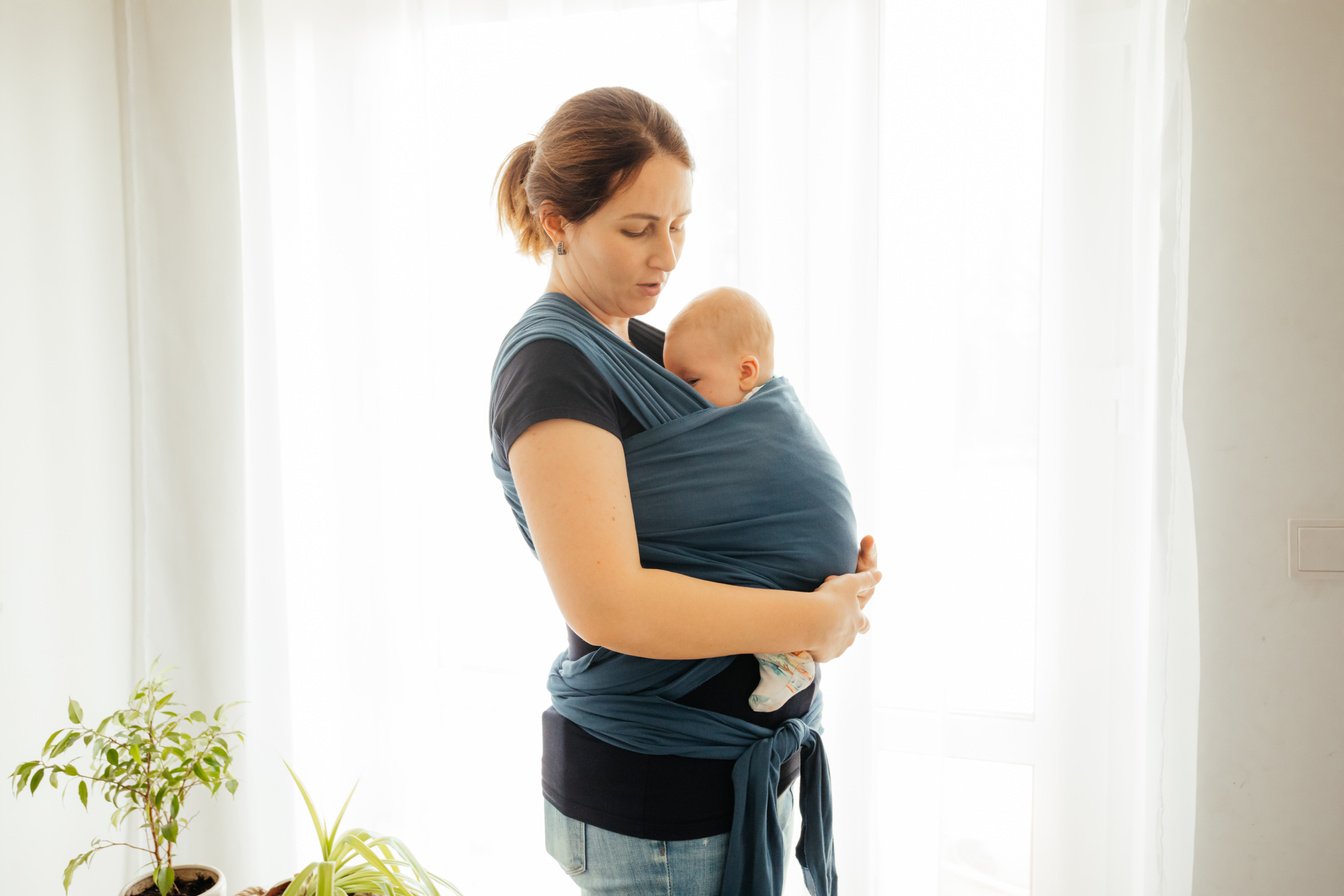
[118,864,226,896]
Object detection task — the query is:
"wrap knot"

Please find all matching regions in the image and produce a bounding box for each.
[770,717,812,762]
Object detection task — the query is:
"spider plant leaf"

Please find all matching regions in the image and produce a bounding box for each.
[284,763,329,858]
[329,783,357,846]
[316,861,334,896]
[284,862,317,896]
[334,833,402,882]
[382,836,440,896]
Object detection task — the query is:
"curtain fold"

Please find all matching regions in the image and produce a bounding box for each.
[116,0,297,887]
[1034,1,1197,893]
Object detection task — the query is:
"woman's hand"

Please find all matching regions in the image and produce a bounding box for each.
[808,537,880,662]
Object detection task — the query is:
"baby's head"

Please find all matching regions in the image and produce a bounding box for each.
[663,287,775,406]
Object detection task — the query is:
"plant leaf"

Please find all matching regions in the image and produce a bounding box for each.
[50,731,76,758]
[68,699,83,725]
[162,818,179,844]
[285,762,329,858]
[63,856,81,894]
[155,864,174,896]
[30,768,43,793]
[225,778,238,796]
[330,784,357,849]
[317,861,335,896]
[79,780,89,808]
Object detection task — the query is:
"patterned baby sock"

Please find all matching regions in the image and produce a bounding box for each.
[749,650,817,712]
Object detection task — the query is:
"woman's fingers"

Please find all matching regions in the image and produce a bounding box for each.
[854,569,880,608]
[810,569,880,660]
[856,534,878,573]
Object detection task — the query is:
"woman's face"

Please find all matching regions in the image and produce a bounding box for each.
[549,154,693,334]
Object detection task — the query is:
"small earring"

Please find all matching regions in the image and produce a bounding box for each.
[555,241,567,256]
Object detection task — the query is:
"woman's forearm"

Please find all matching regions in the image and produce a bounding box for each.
[567,566,832,660]
[509,417,872,661]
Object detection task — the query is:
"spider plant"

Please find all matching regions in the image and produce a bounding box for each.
[280,763,462,896]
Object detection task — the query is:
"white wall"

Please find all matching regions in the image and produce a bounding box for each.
[0,0,136,889]
[1186,1,1344,892]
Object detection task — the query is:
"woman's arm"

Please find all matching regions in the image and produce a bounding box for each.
[509,417,878,661]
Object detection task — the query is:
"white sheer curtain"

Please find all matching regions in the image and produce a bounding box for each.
[2,1,1195,894]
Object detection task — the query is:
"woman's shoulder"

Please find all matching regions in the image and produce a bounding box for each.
[491,338,612,415]
[490,339,628,466]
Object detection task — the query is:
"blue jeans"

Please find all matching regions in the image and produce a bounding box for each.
[544,786,798,895]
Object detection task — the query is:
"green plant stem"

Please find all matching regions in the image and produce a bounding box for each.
[94,839,156,856]
[143,705,163,872]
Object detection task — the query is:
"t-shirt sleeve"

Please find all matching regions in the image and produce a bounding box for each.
[490,338,624,468]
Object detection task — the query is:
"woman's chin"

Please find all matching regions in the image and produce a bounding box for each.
[626,292,660,317]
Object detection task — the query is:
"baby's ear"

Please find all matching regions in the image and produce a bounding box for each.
[738,355,761,391]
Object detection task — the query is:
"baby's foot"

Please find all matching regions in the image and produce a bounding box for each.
[750,651,816,712]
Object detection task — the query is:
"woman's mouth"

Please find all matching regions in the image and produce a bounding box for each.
[637,282,663,298]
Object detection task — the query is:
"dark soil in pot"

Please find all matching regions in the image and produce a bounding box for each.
[125,872,219,896]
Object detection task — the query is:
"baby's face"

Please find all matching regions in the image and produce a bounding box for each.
[663,331,751,407]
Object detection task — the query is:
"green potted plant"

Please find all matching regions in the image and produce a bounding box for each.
[9,665,243,896]
[264,763,462,896]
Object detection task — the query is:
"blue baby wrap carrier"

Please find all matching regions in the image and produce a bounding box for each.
[491,293,857,896]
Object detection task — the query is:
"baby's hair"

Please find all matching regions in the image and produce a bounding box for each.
[668,287,775,378]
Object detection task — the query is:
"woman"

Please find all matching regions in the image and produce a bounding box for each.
[489,87,879,896]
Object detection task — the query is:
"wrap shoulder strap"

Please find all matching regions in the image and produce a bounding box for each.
[490,292,708,429]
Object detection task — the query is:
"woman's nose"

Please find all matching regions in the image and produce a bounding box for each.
[649,229,679,272]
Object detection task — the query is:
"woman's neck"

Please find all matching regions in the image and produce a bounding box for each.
[545,279,631,344]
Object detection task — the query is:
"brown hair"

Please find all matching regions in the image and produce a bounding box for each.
[495,87,694,261]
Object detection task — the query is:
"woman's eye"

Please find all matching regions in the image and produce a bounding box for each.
[622,229,647,238]
[686,378,700,386]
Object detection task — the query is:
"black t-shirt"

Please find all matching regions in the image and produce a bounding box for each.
[489,317,811,840]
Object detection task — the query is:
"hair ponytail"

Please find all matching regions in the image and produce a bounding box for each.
[494,140,549,260]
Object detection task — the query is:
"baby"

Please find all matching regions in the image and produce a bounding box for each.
[663,286,817,713]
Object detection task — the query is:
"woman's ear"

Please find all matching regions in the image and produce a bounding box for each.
[738,355,761,391]
[538,202,569,251]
